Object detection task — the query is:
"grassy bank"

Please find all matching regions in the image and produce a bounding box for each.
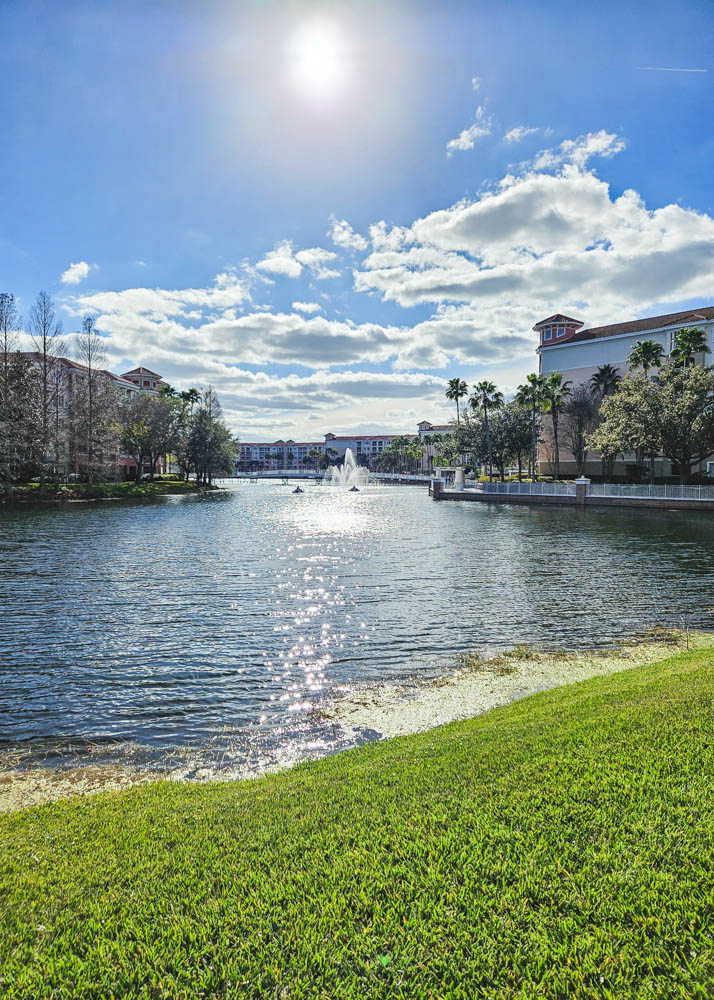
[2,477,218,503]
[2,649,714,998]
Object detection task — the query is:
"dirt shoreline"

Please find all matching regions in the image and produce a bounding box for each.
[2,631,710,814]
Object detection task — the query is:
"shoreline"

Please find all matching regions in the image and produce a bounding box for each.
[2,628,708,814]
[0,479,223,508]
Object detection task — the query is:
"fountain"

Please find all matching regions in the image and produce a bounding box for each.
[322,447,370,490]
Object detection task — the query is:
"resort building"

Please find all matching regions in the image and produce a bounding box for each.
[15,352,167,479]
[536,306,714,477]
[120,367,167,393]
[324,432,417,465]
[417,421,452,439]
[236,440,325,471]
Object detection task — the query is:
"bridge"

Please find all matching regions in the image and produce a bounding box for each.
[229,470,431,484]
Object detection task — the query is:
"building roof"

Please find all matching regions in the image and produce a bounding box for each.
[122,366,162,378]
[13,352,139,389]
[325,434,417,442]
[240,441,324,448]
[553,307,714,345]
[533,313,583,330]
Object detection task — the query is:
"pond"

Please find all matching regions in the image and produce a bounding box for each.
[1,483,713,776]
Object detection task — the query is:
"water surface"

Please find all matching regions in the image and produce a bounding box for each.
[1,484,713,775]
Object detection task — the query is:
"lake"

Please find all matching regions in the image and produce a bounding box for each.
[2,483,713,777]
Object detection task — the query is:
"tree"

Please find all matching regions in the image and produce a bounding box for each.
[589,373,659,483]
[470,381,504,481]
[0,294,38,491]
[541,372,572,480]
[28,291,64,496]
[500,403,532,481]
[670,327,709,367]
[0,293,19,384]
[590,364,622,478]
[627,339,664,375]
[561,384,599,478]
[590,361,714,484]
[590,364,621,398]
[187,388,237,484]
[445,378,468,425]
[0,353,40,492]
[72,316,117,485]
[515,374,545,480]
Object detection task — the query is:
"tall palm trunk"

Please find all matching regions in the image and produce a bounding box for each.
[530,403,537,481]
[485,405,493,481]
[551,409,559,481]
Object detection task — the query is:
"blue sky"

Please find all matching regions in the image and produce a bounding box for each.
[2,0,713,439]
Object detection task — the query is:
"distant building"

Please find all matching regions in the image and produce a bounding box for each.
[324,432,416,465]
[236,440,325,471]
[417,421,452,438]
[16,352,166,479]
[120,367,167,393]
[536,306,714,477]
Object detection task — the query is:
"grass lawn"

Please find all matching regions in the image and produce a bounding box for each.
[5,478,214,502]
[1,648,713,998]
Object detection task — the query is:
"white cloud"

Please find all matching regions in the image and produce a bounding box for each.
[531,130,626,170]
[292,301,323,314]
[504,125,541,143]
[256,240,340,279]
[59,128,714,435]
[256,240,303,278]
[328,216,368,251]
[354,148,714,369]
[60,261,95,285]
[294,246,340,279]
[446,105,493,156]
[471,76,480,91]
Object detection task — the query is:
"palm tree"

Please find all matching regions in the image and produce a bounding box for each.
[627,339,664,375]
[180,387,201,415]
[515,373,546,480]
[590,364,621,397]
[671,326,710,367]
[470,380,504,481]
[445,378,468,425]
[542,372,572,481]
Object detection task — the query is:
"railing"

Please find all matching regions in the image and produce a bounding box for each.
[589,483,714,501]
[477,481,577,497]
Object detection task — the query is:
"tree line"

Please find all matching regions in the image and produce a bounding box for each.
[442,326,714,484]
[0,290,237,496]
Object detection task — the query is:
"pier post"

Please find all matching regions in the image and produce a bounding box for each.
[575,477,590,505]
[432,478,443,499]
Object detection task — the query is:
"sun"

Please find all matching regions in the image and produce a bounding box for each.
[287,21,349,106]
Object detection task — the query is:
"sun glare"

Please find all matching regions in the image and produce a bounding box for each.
[288,21,349,106]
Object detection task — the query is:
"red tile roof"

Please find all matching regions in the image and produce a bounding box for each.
[564,307,714,345]
[122,366,162,378]
[533,313,583,329]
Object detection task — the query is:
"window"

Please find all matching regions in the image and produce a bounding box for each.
[556,326,565,338]
[143,380,150,387]
[543,329,552,341]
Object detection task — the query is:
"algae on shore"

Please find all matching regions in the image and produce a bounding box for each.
[326,630,714,740]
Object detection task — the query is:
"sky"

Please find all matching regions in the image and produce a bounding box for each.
[2,0,714,441]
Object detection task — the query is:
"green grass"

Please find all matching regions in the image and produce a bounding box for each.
[2,650,714,999]
[4,478,213,502]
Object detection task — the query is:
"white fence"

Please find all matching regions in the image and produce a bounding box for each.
[589,483,714,501]
[477,481,577,497]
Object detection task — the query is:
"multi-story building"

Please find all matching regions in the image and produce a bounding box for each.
[536,306,714,477]
[236,440,325,471]
[120,367,167,393]
[324,432,417,466]
[17,353,168,479]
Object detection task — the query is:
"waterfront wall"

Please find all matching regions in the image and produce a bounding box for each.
[431,479,714,512]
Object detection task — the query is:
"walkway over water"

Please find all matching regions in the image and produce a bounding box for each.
[433,479,714,511]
